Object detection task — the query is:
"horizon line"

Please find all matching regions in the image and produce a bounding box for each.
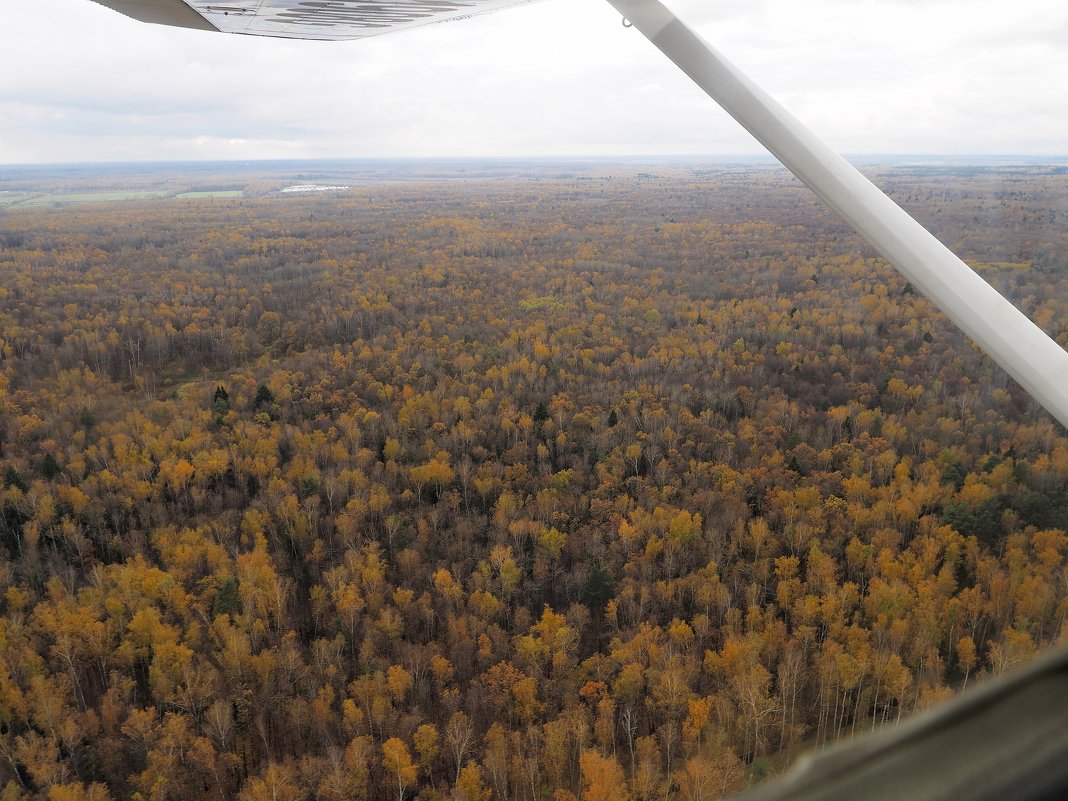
[4,153,1068,171]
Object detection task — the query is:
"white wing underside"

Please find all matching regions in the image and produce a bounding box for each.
[91,0,542,40]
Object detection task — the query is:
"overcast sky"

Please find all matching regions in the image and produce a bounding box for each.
[1,0,1066,164]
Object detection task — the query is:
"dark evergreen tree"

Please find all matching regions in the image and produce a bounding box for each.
[254,384,275,408]
[213,576,240,616]
[581,562,616,610]
[212,385,231,416]
[40,453,61,480]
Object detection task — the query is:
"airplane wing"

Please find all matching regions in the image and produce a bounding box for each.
[89,0,543,40]
[733,645,1068,801]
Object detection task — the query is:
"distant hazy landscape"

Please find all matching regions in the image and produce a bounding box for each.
[3,156,1067,209]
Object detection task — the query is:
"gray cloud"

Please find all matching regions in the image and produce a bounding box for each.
[0,0,1065,163]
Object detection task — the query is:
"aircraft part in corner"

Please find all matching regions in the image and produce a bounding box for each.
[93,0,544,40]
[90,0,218,31]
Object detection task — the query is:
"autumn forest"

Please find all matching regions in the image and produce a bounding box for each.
[1,161,1067,801]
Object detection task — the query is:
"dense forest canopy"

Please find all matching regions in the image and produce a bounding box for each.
[0,162,1066,801]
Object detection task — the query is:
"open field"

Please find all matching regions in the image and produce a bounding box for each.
[0,189,245,207]
[11,190,169,207]
[176,190,246,199]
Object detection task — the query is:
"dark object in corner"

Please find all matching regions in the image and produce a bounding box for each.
[733,646,1068,801]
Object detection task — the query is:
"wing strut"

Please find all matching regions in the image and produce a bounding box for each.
[607,0,1068,429]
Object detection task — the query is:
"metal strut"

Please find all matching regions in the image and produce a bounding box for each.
[608,0,1068,430]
